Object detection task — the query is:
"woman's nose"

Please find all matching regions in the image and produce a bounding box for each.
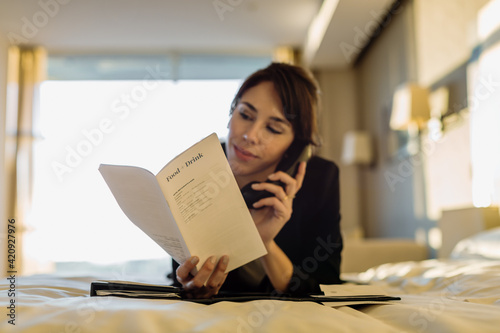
[243,124,260,144]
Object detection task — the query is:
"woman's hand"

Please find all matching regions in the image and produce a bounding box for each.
[176,255,229,298]
[250,161,307,245]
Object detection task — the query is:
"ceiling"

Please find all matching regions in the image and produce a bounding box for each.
[0,0,395,69]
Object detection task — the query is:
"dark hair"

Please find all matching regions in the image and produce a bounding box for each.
[230,62,321,147]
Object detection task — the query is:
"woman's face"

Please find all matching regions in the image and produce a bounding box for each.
[227,81,294,186]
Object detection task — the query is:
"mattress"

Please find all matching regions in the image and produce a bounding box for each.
[2,258,499,332]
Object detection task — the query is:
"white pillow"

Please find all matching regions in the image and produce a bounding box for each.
[451,227,500,260]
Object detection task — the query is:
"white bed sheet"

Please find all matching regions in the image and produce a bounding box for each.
[1,259,500,332]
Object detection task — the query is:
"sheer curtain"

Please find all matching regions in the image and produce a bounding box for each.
[470,1,500,208]
[470,42,500,208]
[4,46,46,275]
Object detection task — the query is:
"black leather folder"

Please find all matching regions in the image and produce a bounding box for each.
[90,281,400,305]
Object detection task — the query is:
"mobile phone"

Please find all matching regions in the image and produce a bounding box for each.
[241,143,312,208]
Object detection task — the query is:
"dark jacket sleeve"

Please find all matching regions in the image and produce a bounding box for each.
[275,156,343,295]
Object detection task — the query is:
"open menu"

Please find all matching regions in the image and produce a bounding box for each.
[99,133,267,273]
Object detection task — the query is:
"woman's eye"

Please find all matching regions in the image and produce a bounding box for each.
[239,110,252,120]
[267,126,282,134]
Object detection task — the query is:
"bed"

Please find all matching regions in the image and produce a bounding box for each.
[2,229,500,332]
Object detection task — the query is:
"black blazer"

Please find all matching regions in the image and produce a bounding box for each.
[172,155,343,295]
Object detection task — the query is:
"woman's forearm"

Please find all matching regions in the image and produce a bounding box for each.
[259,240,293,292]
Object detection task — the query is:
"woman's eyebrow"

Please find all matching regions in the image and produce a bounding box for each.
[241,101,257,112]
[240,101,290,126]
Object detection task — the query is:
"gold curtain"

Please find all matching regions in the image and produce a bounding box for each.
[4,46,46,276]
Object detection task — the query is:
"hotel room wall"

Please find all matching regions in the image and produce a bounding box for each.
[0,33,9,275]
[312,2,421,239]
[413,0,490,87]
[415,0,490,220]
[315,69,361,238]
[354,0,491,241]
[355,0,433,239]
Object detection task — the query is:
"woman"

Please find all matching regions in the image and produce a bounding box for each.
[172,62,343,298]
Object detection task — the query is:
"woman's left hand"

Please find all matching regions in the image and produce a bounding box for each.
[250,161,307,245]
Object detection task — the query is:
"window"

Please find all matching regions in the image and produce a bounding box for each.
[470,42,500,208]
[26,79,242,275]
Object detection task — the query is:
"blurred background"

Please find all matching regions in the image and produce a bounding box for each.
[1,0,499,277]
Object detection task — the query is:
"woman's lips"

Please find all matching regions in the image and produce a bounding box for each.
[234,144,257,162]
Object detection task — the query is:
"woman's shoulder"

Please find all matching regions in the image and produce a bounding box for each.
[292,155,340,218]
[306,155,339,176]
[299,155,339,194]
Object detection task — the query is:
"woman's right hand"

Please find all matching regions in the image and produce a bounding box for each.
[176,255,229,298]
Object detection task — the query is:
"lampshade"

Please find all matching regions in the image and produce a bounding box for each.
[390,83,431,130]
[341,131,373,165]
